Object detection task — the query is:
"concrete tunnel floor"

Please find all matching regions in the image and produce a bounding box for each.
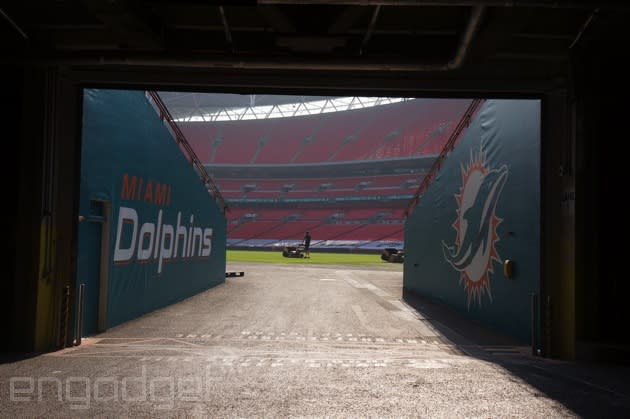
[1,262,630,418]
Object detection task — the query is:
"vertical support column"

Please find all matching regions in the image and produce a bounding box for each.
[11,66,82,352]
[542,88,575,360]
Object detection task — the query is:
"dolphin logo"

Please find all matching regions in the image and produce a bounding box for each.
[443,149,508,306]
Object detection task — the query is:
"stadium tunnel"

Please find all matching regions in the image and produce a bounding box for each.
[3,2,628,363]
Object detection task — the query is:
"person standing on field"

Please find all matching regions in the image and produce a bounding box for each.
[303,231,312,258]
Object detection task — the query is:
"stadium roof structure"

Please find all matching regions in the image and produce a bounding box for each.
[160,92,412,121]
[4,2,626,94]
[161,93,330,113]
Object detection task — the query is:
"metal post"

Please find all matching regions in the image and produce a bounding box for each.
[97,200,111,332]
[531,293,538,356]
[59,285,70,347]
[74,283,85,346]
[545,295,552,358]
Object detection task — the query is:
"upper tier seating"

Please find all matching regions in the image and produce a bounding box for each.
[180,99,472,164]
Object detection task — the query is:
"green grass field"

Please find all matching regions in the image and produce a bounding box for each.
[227,249,395,266]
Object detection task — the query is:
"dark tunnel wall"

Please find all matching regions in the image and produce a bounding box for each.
[4,67,23,351]
[572,46,630,361]
[404,100,541,344]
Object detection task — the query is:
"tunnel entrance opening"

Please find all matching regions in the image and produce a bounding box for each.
[74,89,542,353]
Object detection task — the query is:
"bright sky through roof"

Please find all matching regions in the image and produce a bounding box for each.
[175,96,412,122]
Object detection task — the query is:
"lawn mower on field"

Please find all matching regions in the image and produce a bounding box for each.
[381,248,405,263]
[282,244,305,258]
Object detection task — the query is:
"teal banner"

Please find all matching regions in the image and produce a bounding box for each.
[78,90,226,334]
[404,100,540,343]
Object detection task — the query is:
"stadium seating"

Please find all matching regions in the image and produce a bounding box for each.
[177,98,474,249]
[331,101,417,161]
[254,116,320,163]
[293,109,372,163]
[179,123,218,163]
[182,99,471,165]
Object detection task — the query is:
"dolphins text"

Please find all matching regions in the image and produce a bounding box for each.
[113,207,213,274]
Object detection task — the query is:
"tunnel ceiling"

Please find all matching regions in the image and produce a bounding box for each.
[2,2,629,94]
